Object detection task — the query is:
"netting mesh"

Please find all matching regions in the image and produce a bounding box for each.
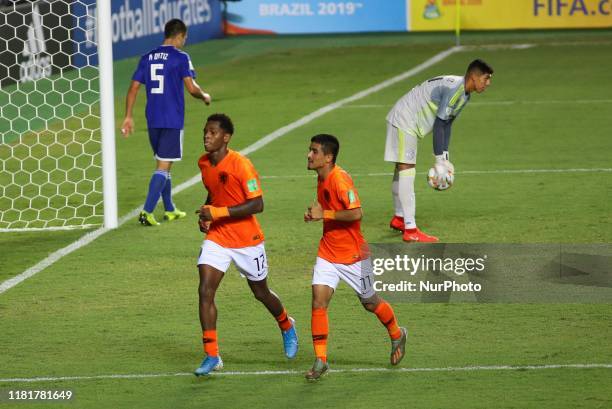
[0,0,102,230]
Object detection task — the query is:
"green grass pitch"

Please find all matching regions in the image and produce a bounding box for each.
[1,30,611,408]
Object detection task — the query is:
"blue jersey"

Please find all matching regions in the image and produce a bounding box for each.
[132,45,196,129]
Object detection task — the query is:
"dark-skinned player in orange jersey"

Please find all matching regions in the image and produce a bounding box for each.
[194,113,298,376]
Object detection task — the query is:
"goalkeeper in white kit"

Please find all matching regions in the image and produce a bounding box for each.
[385,59,493,242]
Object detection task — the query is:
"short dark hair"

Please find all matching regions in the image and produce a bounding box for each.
[207,113,234,135]
[311,134,340,164]
[164,19,187,39]
[466,59,494,76]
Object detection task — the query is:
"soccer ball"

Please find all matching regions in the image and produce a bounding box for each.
[427,162,454,191]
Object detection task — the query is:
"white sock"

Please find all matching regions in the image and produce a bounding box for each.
[398,168,416,229]
[391,168,402,217]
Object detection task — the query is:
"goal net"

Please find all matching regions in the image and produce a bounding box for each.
[0,0,116,231]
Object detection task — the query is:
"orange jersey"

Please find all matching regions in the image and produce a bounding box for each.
[316,165,368,264]
[198,149,264,248]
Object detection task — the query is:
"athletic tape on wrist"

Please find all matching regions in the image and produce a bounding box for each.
[210,206,230,220]
[323,210,336,220]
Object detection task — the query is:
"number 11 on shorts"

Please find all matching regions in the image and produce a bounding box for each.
[360,275,373,294]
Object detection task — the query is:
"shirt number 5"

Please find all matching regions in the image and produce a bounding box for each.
[150,64,164,94]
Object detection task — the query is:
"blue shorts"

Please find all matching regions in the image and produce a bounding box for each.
[148,128,183,161]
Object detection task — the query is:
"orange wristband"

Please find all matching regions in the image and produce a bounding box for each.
[210,206,230,221]
[323,210,336,220]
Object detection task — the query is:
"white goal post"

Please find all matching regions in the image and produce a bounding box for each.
[0,0,117,231]
[97,0,118,229]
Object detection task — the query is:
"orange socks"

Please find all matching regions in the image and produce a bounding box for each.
[202,329,219,357]
[275,308,293,331]
[311,307,329,362]
[374,302,402,340]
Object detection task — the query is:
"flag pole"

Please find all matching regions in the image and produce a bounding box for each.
[455,0,461,46]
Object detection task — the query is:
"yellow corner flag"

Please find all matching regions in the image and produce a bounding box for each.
[455,0,461,46]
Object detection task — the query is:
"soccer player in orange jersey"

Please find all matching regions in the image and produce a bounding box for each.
[304,134,407,380]
[194,113,298,376]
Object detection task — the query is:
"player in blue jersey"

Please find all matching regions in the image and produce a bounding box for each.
[120,19,211,226]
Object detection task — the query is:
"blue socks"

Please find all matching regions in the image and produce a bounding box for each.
[161,174,175,212]
[143,170,169,213]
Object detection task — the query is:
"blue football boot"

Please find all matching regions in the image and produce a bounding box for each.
[282,317,298,359]
[194,355,223,376]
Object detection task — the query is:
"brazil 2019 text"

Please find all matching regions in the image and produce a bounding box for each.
[259,2,364,17]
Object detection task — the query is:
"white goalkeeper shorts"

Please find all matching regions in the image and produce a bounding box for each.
[384,122,418,165]
[198,240,268,281]
[312,257,376,299]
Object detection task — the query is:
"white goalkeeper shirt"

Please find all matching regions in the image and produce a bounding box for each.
[386,75,470,139]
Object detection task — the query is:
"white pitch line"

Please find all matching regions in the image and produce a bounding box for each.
[260,168,612,180]
[1,363,610,383]
[470,99,612,106]
[454,168,612,174]
[344,99,612,109]
[0,46,462,295]
[462,43,536,50]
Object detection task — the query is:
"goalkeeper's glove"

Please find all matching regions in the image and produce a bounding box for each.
[435,151,449,163]
[435,151,454,175]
